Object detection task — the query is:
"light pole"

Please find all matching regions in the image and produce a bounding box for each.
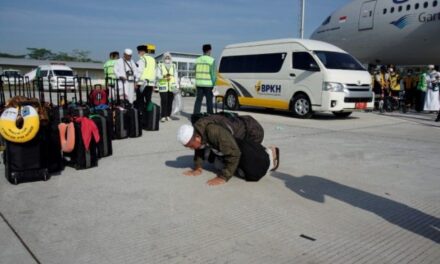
[300,0,305,39]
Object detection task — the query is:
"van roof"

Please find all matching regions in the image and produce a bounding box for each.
[38,64,73,71]
[224,38,346,53]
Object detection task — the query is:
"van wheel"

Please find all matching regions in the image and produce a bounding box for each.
[225,90,239,110]
[332,112,352,118]
[292,94,313,118]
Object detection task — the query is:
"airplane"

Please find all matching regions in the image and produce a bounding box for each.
[310,0,440,65]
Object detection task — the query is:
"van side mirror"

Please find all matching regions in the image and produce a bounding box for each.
[309,63,320,72]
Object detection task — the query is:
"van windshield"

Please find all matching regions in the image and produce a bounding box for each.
[54,70,73,76]
[314,51,365,71]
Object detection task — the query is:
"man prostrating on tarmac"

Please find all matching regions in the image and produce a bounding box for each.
[177,115,279,186]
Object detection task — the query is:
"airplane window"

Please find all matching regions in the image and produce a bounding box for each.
[434,1,438,7]
[407,4,411,10]
[398,6,403,12]
[415,3,420,9]
[383,8,387,14]
[390,7,395,13]
[424,2,428,8]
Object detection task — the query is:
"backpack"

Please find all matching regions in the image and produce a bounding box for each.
[194,113,264,144]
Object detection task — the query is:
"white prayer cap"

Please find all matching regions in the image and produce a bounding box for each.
[124,49,133,55]
[177,124,194,145]
[428,64,435,69]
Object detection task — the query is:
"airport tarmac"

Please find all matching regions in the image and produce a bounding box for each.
[0,94,439,264]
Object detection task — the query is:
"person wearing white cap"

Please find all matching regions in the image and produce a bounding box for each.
[177,120,279,186]
[113,48,139,104]
[423,65,440,112]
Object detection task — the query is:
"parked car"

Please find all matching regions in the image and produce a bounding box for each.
[26,64,76,91]
[179,76,196,96]
[1,69,23,85]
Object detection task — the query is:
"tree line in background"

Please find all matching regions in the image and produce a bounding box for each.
[0,48,101,63]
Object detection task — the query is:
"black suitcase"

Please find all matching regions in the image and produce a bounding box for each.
[94,108,114,139]
[142,102,160,131]
[114,107,129,139]
[128,107,142,138]
[69,121,98,170]
[90,114,112,158]
[40,122,64,173]
[3,133,50,184]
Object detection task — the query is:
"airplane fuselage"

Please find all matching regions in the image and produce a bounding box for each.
[311,0,440,65]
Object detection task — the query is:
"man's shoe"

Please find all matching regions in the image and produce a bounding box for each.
[160,117,166,122]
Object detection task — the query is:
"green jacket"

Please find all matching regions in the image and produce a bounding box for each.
[193,121,241,181]
[417,72,427,92]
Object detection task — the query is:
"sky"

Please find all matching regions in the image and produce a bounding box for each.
[0,0,351,61]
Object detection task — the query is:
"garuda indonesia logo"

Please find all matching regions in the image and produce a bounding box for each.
[391,15,411,29]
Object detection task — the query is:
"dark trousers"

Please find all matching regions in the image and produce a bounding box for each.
[415,90,426,112]
[193,86,214,114]
[135,85,153,110]
[405,89,415,108]
[236,139,270,182]
[160,91,174,118]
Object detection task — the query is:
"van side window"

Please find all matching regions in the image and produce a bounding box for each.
[292,52,320,71]
[219,53,287,73]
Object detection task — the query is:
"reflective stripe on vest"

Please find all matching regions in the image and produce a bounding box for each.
[195,55,214,87]
[140,55,156,84]
[158,63,177,92]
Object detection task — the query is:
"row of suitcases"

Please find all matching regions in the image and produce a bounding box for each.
[0,76,160,184]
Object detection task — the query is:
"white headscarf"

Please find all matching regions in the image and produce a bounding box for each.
[163,52,172,65]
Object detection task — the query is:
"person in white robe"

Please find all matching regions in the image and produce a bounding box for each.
[113,48,139,104]
[424,65,440,112]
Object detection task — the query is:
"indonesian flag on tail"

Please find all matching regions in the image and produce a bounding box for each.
[339,16,347,23]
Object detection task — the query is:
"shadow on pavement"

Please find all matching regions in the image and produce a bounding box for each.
[165,155,194,169]
[272,172,440,243]
[165,155,218,174]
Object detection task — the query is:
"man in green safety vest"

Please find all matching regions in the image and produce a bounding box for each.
[136,44,156,111]
[103,51,119,87]
[193,44,216,114]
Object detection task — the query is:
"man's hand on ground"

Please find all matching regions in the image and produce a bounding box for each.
[206,176,226,186]
[183,168,202,177]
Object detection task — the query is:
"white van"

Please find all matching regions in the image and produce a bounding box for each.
[215,38,374,118]
[36,64,76,91]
